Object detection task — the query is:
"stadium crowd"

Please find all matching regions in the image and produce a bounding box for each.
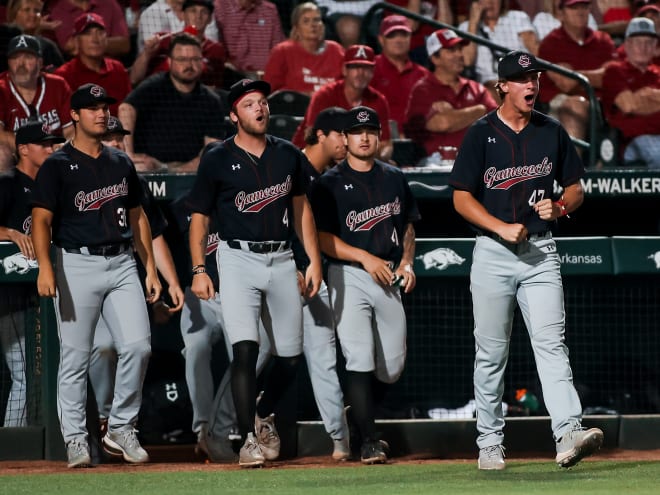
[0,0,659,173]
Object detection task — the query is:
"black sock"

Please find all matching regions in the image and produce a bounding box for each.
[345,371,376,443]
[231,340,259,440]
[256,354,302,418]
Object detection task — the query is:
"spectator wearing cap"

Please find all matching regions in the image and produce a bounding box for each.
[118,32,225,173]
[137,0,219,53]
[371,15,430,137]
[54,13,131,117]
[0,34,73,171]
[291,45,392,161]
[4,0,65,72]
[214,0,285,78]
[532,0,599,41]
[44,0,129,58]
[538,0,616,143]
[405,29,497,158]
[383,0,454,65]
[130,0,226,89]
[459,0,539,97]
[263,2,345,95]
[615,2,660,63]
[0,122,64,426]
[602,17,660,168]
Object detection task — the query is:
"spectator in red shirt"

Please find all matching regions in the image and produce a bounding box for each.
[263,2,345,95]
[215,0,285,78]
[538,0,616,142]
[384,0,454,65]
[0,34,73,171]
[54,13,131,116]
[405,29,497,157]
[44,0,129,58]
[292,44,393,161]
[372,15,431,137]
[129,0,226,89]
[602,17,660,168]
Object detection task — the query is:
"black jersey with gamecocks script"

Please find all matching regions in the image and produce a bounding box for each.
[31,143,142,248]
[0,169,35,234]
[448,110,585,234]
[310,160,420,265]
[186,135,306,242]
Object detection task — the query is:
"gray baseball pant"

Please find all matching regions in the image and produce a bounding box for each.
[0,290,27,427]
[470,235,583,450]
[53,248,151,444]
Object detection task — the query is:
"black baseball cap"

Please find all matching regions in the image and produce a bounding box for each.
[71,83,117,110]
[15,121,65,148]
[103,116,131,136]
[344,106,381,132]
[182,0,214,11]
[312,107,348,134]
[497,50,546,80]
[7,34,42,58]
[228,79,271,109]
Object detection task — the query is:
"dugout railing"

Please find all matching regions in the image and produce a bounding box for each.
[361,2,611,169]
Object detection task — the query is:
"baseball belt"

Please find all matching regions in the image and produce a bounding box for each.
[64,242,132,256]
[226,239,291,254]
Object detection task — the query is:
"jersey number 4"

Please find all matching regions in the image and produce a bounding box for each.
[283,208,289,227]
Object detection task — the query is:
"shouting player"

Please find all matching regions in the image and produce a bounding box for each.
[187,79,322,467]
[309,106,420,465]
[448,51,604,470]
[31,83,161,468]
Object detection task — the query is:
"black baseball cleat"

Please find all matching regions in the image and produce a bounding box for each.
[360,440,389,465]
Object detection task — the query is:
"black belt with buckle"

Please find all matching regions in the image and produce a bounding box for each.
[64,242,131,256]
[479,231,550,242]
[227,240,291,254]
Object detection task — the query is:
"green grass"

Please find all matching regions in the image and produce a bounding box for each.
[2,461,659,495]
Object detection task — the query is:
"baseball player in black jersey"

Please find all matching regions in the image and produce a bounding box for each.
[89,116,184,442]
[31,84,161,468]
[187,79,322,467]
[448,51,603,470]
[0,122,64,427]
[309,106,420,465]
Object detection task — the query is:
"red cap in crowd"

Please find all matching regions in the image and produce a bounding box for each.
[343,45,375,66]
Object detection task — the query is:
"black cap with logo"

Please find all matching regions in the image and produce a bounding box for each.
[497,50,546,80]
[71,83,117,110]
[344,106,381,132]
[15,121,65,148]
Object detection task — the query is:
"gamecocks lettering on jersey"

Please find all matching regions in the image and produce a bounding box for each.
[346,197,401,232]
[235,175,292,213]
[484,157,553,190]
[22,216,32,235]
[206,231,220,255]
[74,178,129,211]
